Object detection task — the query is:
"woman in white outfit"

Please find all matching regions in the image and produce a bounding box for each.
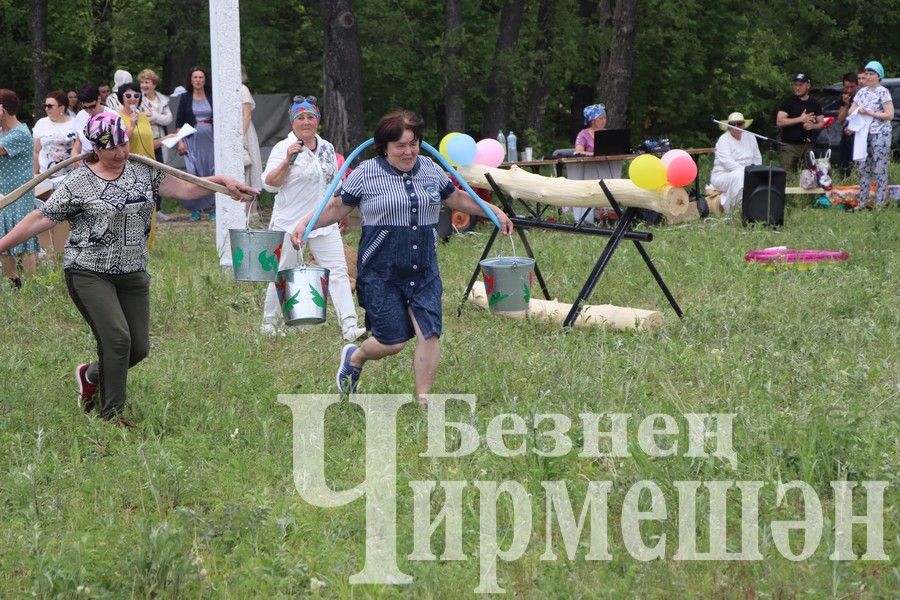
[260,95,364,340]
[240,65,263,190]
[710,111,761,213]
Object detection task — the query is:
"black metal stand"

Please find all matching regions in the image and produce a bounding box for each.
[458,175,683,325]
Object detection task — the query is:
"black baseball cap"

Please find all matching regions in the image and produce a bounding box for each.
[793,73,811,83]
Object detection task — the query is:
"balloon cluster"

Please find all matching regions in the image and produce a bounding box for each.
[628,149,698,190]
[439,132,505,169]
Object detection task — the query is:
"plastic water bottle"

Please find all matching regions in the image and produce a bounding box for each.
[497,129,506,151]
[507,130,517,162]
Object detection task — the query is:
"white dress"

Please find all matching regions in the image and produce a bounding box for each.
[241,85,263,189]
[709,132,762,212]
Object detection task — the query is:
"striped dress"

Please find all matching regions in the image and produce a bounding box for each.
[340,155,456,343]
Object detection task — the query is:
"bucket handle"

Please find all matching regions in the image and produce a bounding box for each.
[295,248,308,269]
[493,231,517,259]
[242,197,259,230]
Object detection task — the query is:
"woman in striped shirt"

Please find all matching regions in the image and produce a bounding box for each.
[293,110,512,406]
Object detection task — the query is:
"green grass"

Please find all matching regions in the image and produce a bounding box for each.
[1,205,897,598]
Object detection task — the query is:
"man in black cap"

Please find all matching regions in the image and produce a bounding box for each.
[776,73,824,171]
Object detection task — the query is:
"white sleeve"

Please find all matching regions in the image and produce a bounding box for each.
[715,135,743,172]
[262,140,288,192]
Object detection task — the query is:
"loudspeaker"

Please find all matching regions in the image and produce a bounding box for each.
[742,165,786,226]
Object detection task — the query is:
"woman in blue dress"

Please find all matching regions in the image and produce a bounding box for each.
[0,89,40,288]
[293,110,512,406]
[175,67,216,221]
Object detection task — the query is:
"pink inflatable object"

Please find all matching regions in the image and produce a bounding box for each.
[744,247,849,264]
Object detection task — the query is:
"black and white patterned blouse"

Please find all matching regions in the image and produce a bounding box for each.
[40,161,162,273]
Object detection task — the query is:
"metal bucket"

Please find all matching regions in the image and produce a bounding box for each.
[229,228,286,282]
[479,256,535,313]
[275,260,330,326]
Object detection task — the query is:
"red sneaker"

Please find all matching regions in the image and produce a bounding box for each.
[75,364,98,412]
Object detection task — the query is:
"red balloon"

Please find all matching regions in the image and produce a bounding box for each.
[666,155,698,187]
[660,149,690,168]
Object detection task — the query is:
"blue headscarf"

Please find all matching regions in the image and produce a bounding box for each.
[864,60,885,80]
[289,95,320,121]
[583,103,606,125]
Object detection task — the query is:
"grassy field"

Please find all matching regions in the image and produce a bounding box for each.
[1,200,897,598]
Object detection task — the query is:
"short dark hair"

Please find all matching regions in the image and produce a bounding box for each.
[0,89,20,114]
[78,84,100,103]
[842,72,859,84]
[373,110,425,156]
[117,82,141,105]
[46,90,67,108]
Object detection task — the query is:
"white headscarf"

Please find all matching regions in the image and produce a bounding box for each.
[112,69,133,93]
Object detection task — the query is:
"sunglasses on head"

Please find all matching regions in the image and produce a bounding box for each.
[293,95,317,105]
[123,92,141,99]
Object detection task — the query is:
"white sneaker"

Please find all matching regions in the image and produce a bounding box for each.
[342,326,367,342]
[156,211,172,222]
[259,323,285,337]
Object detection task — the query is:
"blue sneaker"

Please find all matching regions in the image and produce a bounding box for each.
[336,343,362,393]
[190,211,201,222]
[208,210,216,222]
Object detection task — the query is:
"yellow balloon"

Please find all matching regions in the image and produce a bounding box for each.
[628,154,667,190]
[439,132,460,167]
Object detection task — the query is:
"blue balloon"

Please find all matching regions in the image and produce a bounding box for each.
[445,133,477,166]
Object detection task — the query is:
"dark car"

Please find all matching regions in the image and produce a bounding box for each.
[814,78,900,161]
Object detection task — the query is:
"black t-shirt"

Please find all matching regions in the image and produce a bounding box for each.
[778,95,823,144]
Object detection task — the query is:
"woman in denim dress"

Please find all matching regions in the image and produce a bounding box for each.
[293,110,512,406]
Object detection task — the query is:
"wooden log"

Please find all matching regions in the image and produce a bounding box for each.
[127,154,236,197]
[0,152,92,210]
[0,152,251,211]
[664,201,700,225]
[467,281,663,332]
[785,186,826,195]
[456,164,689,218]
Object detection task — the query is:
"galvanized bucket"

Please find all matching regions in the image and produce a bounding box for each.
[276,253,330,326]
[229,228,286,282]
[479,237,534,313]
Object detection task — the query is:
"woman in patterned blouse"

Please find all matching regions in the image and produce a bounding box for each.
[0,113,257,426]
[849,60,894,209]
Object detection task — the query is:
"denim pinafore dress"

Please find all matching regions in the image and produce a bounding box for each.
[341,156,457,344]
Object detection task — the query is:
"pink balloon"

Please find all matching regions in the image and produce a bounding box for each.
[474,138,505,168]
[666,155,698,187]
[661,149,690,168]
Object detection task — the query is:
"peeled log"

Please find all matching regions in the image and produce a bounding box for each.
[467,282,663,332]
[457,164,689,219]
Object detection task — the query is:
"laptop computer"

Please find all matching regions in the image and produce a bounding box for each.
[593,129,631,156]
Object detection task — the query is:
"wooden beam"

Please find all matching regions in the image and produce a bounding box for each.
[457,164,689,218]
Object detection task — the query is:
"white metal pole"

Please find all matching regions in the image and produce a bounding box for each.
[209,0,246,266]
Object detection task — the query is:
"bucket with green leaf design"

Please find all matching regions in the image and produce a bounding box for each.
[275,254,329,326]
[229,203,286,282]
[229,228,286,282]
[479,236,534,313]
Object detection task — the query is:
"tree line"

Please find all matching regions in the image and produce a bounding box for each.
[6,0,898,156]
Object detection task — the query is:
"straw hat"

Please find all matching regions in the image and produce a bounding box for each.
[718,111,753,131]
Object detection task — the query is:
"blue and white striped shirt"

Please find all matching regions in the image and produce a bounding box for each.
[341,156,456,227]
